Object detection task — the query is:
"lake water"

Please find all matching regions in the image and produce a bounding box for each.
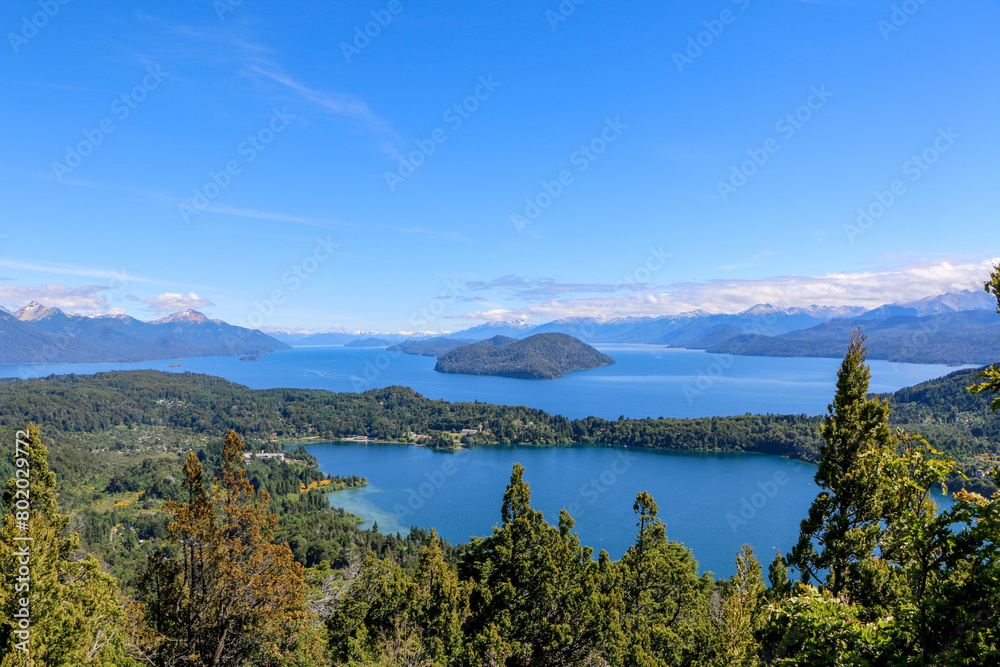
[0,344,972,420]
[307,441,955,579]
[4,345,965,578]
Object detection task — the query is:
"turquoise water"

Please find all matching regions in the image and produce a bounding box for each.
[306,441,954,579]
[0,344,972,420]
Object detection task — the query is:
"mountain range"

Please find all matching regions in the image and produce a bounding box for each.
[306,289,998,366]
[3,289,995,366]
[0,302,289,365]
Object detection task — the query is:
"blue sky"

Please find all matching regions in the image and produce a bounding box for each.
[1,0,998,332]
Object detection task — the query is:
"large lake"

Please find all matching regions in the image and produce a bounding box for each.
[3,345,965,577]
[306,441,954,579]
[0,344,972,420]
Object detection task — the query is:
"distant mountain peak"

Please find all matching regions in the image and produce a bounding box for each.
[14,301,66,322]
[895,290,996,316]
[154,309,215,325]
[740,303,785,316]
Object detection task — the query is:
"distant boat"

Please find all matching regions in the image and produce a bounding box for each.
[168,363,181,368]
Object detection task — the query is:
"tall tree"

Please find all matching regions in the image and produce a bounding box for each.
[0,424,136,666]
[788,331,899,600]
[137,430,322,667]
[459,464,606,666]
[711,545,766,667]
[615,491,712,666]
[969,262,1000,411]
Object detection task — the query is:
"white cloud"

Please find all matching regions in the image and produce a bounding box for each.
[0,284,111,314]
[460,257,1000,323]
[145,292,214,315]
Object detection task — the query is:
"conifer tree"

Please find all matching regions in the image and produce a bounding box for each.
[788,331,898,599]
[460,464,605,666]
[0,424,135,666]
[137,430,322,667]
[616,491,711,666]
[711,545,766,667]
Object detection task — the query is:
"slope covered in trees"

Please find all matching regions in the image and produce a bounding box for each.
[705,309,1000,364]
[0,265,997,665]
[435,333,616,379]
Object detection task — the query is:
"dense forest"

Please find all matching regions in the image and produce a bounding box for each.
[435,333,616,379]
[2,327,1000,664]
[1,360,998,475]
[0,268,997,665]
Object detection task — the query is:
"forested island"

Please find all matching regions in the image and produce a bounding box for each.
[2,331,1000,664]
[0,270,997,665]
[434,332,616,379]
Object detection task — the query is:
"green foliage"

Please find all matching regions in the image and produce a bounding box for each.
[789,331,901,598]
[969,262,1000,413]
[435,333,615,379]
[135,430,324,667]
[0,425,138,666]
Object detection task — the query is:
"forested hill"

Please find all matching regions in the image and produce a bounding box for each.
[704,309,1000,364]
[1,365,998,470]
[435,332,616,379]
[0,370,819,461]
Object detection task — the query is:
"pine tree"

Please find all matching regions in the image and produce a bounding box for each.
[460,464,605,666]
[137,430,323,666]
[0,424,136,666]
[711,545,766,667]
[615,491,711,666]
[788,331,898,600]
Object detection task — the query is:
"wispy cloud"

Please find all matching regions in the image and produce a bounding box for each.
[459,257,1000,323]
[466,275,660,302]
[198,202,356,229]
[0,259,151,283]
[248,65,400,155]
[145,292,214,315]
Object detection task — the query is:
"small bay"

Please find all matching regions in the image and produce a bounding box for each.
[307,441,954,579]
